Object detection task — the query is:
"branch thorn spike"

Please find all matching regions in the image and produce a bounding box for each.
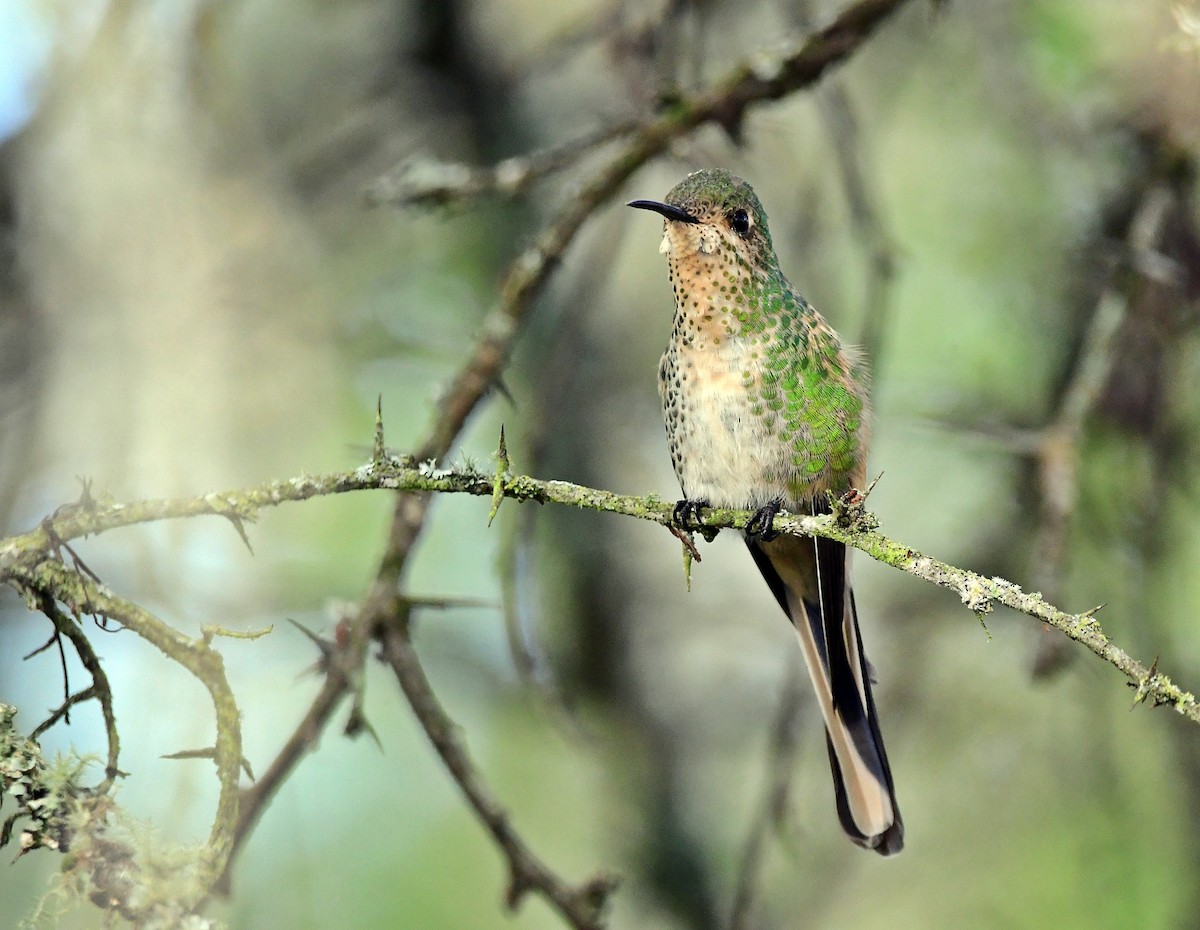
[489,425,511,527]
[373,395,386,464]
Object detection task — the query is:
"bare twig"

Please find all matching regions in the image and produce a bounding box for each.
[23,623,72,723]
[366,121,640,208]
[30,597,123,790]
[380,606,617,929]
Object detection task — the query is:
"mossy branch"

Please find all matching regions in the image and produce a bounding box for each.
[4,560,246,920]
[4,454,1194,728]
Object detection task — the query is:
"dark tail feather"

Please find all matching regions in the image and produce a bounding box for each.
[825,588,903,854]
[747,537,903,855]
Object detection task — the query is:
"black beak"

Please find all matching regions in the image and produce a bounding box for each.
[627,199,700,224]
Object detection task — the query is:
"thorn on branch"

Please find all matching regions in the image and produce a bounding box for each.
[373,395,387,464]
[288,618,338,675]
[579,874,621,918]
[287,618,380,744]
[1130,657,1169,708]
[494,376,517,407]
[505,859,534,909]
[44,477,99,525]
[162,747,256,781]
[667,524,702,591]
[830,478,882,531]
[202,494,256,555]
[489,425,511,527]
[343,698,383,748]
[75,476,97,513]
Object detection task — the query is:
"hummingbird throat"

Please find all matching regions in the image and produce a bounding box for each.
[660,223,723,258]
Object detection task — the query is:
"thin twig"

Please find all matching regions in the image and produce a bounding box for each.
[366,120,640,207]
[29,684,95,739]
[31,596,122,789]
[379,607,617,929]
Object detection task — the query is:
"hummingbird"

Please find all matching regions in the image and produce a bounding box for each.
[628,168,903,855]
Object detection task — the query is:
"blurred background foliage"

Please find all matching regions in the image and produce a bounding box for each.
[1,0,1200,927]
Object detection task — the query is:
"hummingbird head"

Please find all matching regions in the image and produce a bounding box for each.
[628,169,778,276]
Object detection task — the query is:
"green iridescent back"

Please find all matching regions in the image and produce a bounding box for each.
[742,274,866,493]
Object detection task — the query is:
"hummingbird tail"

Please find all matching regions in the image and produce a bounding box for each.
[747,535,904,855]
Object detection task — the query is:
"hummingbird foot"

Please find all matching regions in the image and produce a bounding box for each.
[672,498,710,532]
[745,498,784,542]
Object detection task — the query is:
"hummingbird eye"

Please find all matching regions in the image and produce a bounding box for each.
[729,208,752,237]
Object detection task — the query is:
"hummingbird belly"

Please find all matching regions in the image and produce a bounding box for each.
[661,334,862,510]
[660,340,796,510]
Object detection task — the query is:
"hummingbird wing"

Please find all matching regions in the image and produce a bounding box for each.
[746,531,904,855]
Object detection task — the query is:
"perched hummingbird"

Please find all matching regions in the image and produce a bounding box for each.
[628,168,903,855]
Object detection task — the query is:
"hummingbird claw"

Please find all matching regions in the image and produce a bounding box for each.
[672,498,710,531]
[746,498,784,542]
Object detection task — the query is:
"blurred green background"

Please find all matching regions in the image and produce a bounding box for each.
[2,0,1200,927]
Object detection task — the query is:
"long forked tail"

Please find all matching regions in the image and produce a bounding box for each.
[747,534,903,855]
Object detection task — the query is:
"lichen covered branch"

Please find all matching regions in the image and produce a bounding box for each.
[7,453,1195,729]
